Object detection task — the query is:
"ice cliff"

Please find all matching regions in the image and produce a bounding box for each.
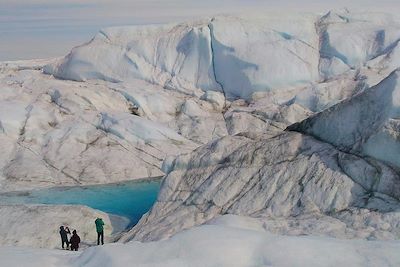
[46,12,400,99]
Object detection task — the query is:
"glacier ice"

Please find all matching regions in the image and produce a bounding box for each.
[2,220,400,267]
[1,10,400,265]
[289,69,400,168]
[46,11,400,100]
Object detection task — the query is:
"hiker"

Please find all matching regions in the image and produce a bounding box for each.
[59,226,69,249]
[65,226,72,245]
[69,230,81,251]
[95,217,105,245]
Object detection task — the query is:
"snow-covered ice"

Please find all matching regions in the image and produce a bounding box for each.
[1,218,400,267]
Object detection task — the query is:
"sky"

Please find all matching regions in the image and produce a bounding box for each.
[1,0,399,61]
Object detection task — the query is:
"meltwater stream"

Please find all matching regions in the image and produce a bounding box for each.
[0,178,161,227]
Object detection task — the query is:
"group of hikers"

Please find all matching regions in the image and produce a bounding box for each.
[59,217,105,251]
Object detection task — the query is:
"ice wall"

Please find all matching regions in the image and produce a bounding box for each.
[46,11,400,99]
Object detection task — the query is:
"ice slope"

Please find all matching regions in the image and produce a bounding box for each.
[74,223,400,267]
[0,59,229,191]
[0,62,207,191]
[46,11,400,99]
[289,69,400,168]
[121,68,400,243]
[123,129,400,242]
[2,220,400,267]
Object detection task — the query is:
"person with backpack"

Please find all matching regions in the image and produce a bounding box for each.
[59,226,69,249]
[65,226,71,241]
[65,226,72,249]
[69,230,81,251]
[95,217,105,245]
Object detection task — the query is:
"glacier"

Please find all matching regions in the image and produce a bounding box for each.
[3,219,400,267]
[1,9,400,267]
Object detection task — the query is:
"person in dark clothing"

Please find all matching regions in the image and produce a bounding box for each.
[95,217,105,245]
[59,226,69,249]
[69,230,81,251]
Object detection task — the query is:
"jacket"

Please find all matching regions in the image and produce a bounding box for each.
[70,234,81,248]
[95,218,105,233]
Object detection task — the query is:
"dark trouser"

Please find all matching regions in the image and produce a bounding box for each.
[97,231,104,245]
[71,246,78,251]
[62,239,69,249]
